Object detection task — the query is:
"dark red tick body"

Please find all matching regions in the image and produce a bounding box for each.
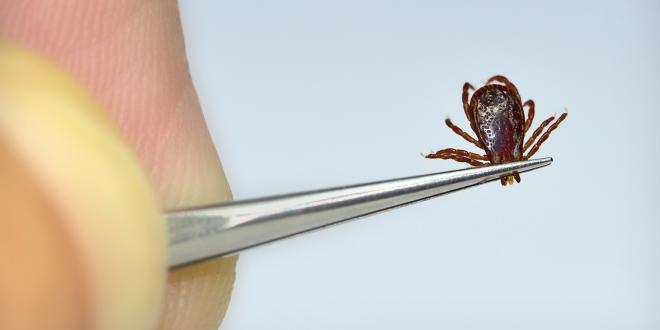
[425,75,567,186]
[472,84,525,164]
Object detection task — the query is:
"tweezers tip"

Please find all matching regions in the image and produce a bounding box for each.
[522,157,553,169]
[537,157,553,166]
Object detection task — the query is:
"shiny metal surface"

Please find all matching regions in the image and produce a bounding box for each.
[165,157,552,267]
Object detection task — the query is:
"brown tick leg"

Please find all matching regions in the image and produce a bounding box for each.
[425,152,486,167]
[524,115,555,152]
[486,75,521,100]
[525,112,568,159]
[428,148,488,161]
[523,100,535,133]
[445,118,485,149]
[462,82,475,117]
[500,175,518,186]
[462,82,480,136]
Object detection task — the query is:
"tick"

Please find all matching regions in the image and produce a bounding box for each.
[425,75,567,186]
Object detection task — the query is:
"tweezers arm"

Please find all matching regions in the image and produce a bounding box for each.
[165,158,552,267]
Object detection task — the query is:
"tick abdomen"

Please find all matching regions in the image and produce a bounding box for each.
[471,85,524,164]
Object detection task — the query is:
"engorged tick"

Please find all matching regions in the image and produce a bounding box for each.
[425,75,567,186]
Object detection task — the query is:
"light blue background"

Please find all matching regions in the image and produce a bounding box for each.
[179,1,660,329]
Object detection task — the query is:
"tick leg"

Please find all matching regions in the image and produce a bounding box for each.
[462,82,480,136]
[523,115,556,152]
[425,152,486,167]
[445,118,485,149]
[426,148,488,161]
[499,174,518,186]
[462,82,475,119]
[524,112,568,159]
[486,75,521,100]
[513,172,521,183]
[523,100,535,133]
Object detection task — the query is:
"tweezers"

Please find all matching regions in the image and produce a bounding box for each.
[165,157,552,268]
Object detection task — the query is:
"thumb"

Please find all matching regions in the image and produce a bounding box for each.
[0,41,166,330]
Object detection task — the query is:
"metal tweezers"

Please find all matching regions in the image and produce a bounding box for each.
[165,157,552,268]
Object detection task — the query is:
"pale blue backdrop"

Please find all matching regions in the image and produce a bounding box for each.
[179,1,660,329]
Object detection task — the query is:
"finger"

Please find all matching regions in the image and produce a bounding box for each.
[1,1,236,329]
[0,43,165,329]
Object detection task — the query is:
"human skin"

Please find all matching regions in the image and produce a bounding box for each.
[0,0,237,329]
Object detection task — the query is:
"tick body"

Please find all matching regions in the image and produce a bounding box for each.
[425,75,567,186]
